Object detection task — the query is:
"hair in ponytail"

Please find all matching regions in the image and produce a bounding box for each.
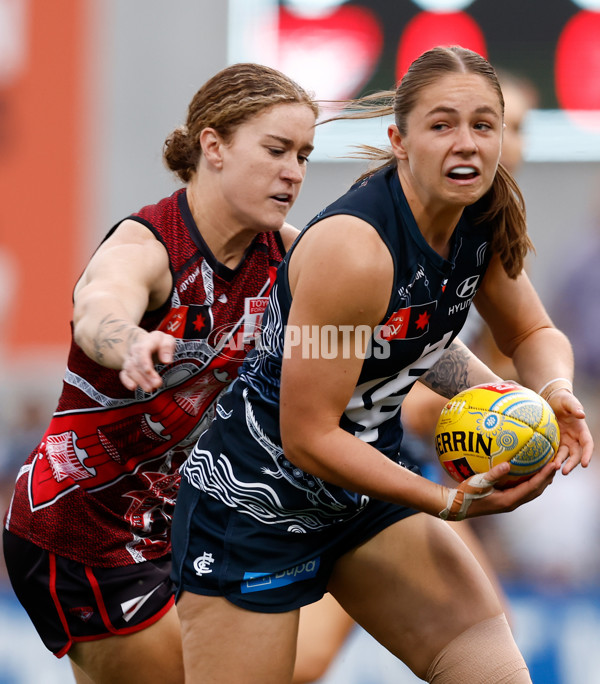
[471,162,533,278]
[324,46,533,278]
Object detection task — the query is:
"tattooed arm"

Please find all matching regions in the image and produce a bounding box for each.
[418,338,502,399]
[400,339,502,441]
[72,219,175,392]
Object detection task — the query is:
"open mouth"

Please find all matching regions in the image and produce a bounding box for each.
[447,166,479,181]
[272,193,292,205]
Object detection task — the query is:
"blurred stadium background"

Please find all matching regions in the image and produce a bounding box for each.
[1,1,600,682]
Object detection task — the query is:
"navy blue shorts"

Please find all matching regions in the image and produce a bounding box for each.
[171,476,418,613]
[3,529,176,657]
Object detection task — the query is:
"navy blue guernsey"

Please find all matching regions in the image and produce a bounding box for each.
[181,165,494,531]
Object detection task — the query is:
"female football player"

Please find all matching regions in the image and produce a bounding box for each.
[3,62,318,684]
[172,46,592,684]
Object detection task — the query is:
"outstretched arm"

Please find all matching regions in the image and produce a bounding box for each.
[72,219,175,392]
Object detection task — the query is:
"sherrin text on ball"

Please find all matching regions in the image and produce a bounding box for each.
[435,381,560,488]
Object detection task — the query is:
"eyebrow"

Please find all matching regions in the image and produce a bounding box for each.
[265,134,314,153]
[425,105,500,118]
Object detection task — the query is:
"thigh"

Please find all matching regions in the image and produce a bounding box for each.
[328,513,503,679]
[177,591,299,684]
[69,605,183,684]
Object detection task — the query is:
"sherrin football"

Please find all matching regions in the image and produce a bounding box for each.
[434,382,560,488]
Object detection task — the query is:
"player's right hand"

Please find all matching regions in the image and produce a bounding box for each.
[464,458,560,519]
[119,330,176,392]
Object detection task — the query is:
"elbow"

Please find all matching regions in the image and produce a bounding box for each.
[72,313,89,353]
[280,421,325,477]
[513,323,562,353]
[72,303,106,365]
[280,407,302,460]
[281,432,311,471]
[72,300,98,360]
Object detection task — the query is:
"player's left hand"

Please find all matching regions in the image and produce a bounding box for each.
[547,389,593,474]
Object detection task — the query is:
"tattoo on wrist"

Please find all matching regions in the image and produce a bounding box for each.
[421,342,471,398]
[93,315,140,363]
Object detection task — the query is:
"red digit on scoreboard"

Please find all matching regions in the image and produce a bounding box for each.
[555,9,600,111]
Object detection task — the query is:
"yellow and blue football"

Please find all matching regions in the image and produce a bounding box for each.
[434,382,560,488]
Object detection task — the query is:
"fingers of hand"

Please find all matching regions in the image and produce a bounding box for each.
[553,393,594,471]
[557,442,591,474]
[506,460,558,505]
[157,335,176,365]
[553,393,586,427]
[120,333,173,392]
[556,425,594,472]
[514,465,558,505]
[118,368,138,391]
[119,366,160,393]
[484,461,511,485]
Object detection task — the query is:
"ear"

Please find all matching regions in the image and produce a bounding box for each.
[388,123,408,161]
[199,127,224,169]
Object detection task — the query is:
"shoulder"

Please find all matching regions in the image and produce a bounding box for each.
[301,214,391,262]
[279,223,300,252]
[113,217,160,239]
[104,219,167,252]
[87,220,169,278]
[307,167,396,229]
[289,214,393,309]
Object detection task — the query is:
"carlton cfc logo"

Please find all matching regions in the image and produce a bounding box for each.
[456,275,480,299]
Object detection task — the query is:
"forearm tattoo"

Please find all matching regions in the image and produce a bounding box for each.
[420,341,472,399]
[93,314,141,364]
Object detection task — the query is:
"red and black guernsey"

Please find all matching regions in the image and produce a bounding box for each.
[4,188,285,566]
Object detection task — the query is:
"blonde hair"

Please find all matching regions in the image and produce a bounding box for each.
[325,46,533,278]
[163,63,318,184]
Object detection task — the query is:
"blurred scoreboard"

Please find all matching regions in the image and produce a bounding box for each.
[228,0,600,160]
